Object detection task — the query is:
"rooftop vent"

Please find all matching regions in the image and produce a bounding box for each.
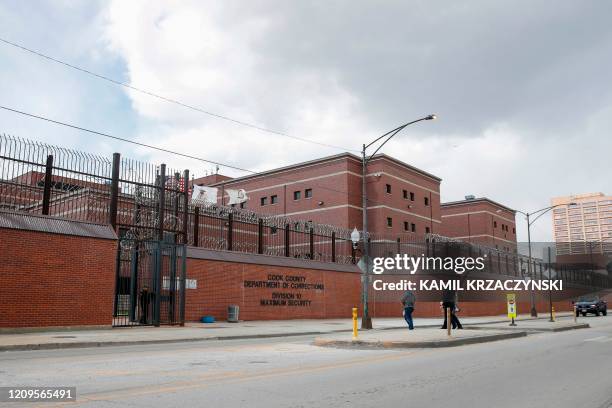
[464,195,476,200]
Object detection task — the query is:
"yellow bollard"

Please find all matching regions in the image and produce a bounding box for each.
[552,307,556,322]
[352,307,358,340]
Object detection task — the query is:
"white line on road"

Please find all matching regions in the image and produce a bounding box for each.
[583,336,609,342]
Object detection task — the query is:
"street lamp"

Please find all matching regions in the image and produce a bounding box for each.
[516,202,577,317]
[359,114,437,329]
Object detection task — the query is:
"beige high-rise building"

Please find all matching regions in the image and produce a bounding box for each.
[551,192,612,255]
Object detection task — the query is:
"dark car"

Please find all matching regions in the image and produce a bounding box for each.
[574,297,608,317]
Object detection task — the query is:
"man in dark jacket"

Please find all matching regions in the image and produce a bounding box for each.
[401,290,416,330]
[441,289,463,329]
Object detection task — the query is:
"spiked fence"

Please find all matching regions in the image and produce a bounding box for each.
[0,134,610,289]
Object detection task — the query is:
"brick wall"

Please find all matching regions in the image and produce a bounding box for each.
[183,250,583,322]
[185,253,361,321]
[0,227,117,329]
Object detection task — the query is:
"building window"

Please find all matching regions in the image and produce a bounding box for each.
[403,189,408,199]
[305,188,312,198]
[512,227,515,234]
[494,221,497,228]
[385,184,392,194]
[425,226,430,234]
[424,197,429,206]
[410,192,415,201]
[404,221,409,231]
[387,217,393,227]
[271,195,278,204]
[240,202,246,209]
[293,191,301,200]
[411,223,416,232]
[260,197,268,206]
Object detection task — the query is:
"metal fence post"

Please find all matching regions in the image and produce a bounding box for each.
[153,241,162,327]
[331,232,336,263]
[179,244,186,326]
[158,164,166,241]
[109,153,120,229]
[173,172,180,238]
[285,223,290,257]
[41,154,54,215]
[227,213,233,250]
[193,206,199,247]
[258,218,263,254]
[309,228,314,259]
[182,169,189,244]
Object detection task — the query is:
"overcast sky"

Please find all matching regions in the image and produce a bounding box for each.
[1,0,610,241]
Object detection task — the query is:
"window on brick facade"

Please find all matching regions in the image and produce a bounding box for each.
[305,188,312,198]
[403,189,408,199]
[260,197,268,206]
[271,195,278,204]
[240,202,246,209]
[494,221,497,228]
[387,217,393,227]
[424,196,429,206]
[426,226,430,234]
[404,221,409,231]
[410,192,415,201]
[385,184,392,194]
[513,227,516,234]
[293,191,301,200]
[411,223,416,232]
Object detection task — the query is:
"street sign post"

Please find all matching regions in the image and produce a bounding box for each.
[507,293,517,326]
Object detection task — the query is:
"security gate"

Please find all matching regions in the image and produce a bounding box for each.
[113,238,186,327]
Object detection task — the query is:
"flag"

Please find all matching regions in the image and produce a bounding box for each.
[191,185,218,205]
[226,189,249,205]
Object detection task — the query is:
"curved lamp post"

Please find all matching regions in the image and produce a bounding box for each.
[358,114,437,329]
[516,202,577,317]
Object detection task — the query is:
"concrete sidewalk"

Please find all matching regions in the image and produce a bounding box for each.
[315,328,528,349]
[464,319,590,332]
[0,313,575,352]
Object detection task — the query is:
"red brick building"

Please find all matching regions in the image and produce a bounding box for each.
[192,153,442,236]
[439,196,517,252]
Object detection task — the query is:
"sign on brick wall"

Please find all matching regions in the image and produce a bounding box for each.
[243,274,325,307]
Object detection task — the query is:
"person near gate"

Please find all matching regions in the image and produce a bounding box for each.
[401,289,416,330]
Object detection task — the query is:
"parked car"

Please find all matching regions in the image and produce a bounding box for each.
[574,297,608,316]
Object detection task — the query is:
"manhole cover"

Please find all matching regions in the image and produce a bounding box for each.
[53,336,77,339]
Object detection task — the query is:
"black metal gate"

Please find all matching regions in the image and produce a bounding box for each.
[113,238,186,327]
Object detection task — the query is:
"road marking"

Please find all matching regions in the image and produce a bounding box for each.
[584,336,609,342]
[41,349,427,407]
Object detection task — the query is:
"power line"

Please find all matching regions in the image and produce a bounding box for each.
[0,37,358,153]
[0,105,252,173]
[0,104,390,208]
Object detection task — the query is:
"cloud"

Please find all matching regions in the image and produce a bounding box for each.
[1,1,610,243]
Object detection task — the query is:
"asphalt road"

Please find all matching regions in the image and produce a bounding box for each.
[1,317,612,408]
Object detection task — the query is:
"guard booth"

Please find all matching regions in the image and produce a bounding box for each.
[113,235,186,327]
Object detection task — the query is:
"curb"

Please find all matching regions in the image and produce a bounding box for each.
[0,331,341,352]
[0,313,576,352]
[463,323,590,333]
[314,331,528,349]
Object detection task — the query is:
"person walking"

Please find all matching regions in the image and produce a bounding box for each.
[401,289,416,330]
[440,289,463,329]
